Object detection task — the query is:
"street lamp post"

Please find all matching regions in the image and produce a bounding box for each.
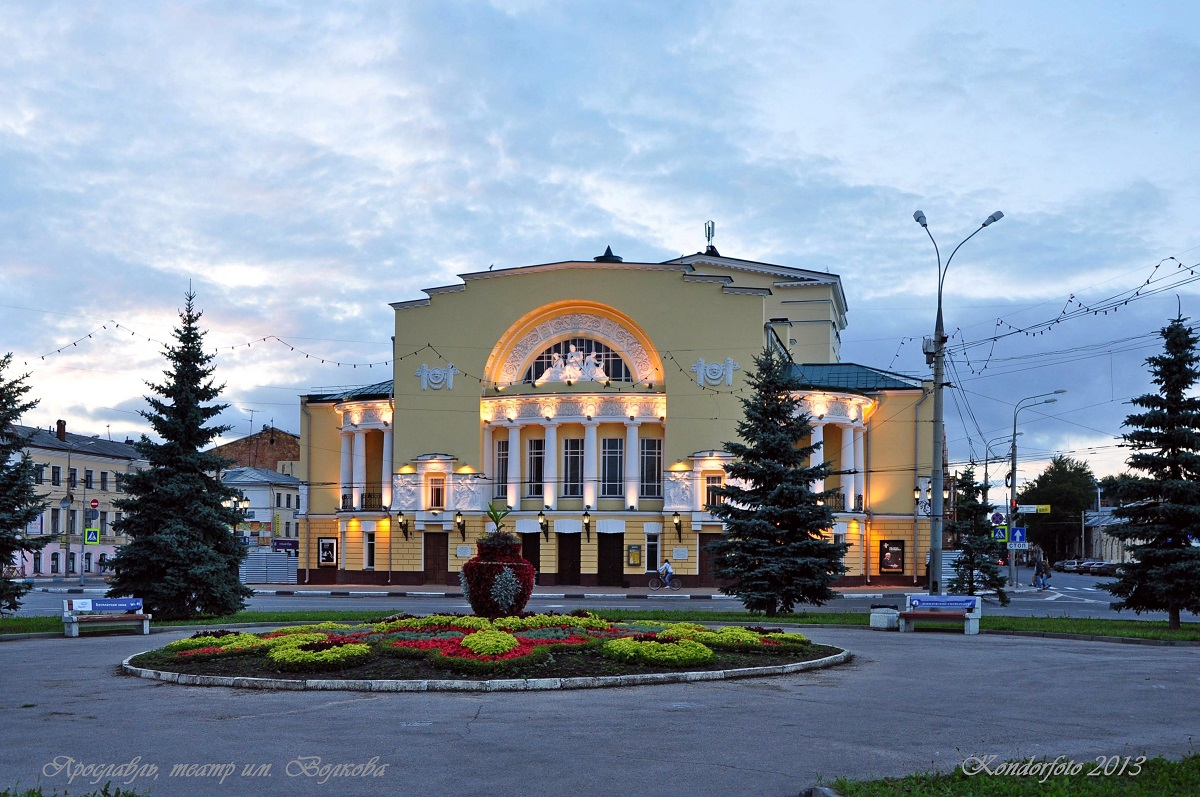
[982,432,1021,508]
[914,209,1004,594]
[1007,390,1066,586]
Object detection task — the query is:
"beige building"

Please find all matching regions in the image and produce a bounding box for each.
[10,420,145,579]
[298,246,936,587]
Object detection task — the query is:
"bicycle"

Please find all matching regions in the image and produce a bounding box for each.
[647,575,681,591]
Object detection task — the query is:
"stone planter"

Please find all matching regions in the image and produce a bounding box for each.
[461,535,535,619]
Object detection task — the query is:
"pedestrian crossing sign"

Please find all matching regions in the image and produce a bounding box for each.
[992,525,1009,543]
[84,528,100,545]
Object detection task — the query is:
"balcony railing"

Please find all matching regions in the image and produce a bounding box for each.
[340,493,384,511]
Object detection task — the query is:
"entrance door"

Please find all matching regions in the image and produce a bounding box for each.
[423,532,449,585]
[557,533,581,586]
[596,533,625,587]
[698,532,724,587]
[520,533,541,580]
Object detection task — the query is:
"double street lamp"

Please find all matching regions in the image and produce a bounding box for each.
[914,209,1004,594]
[1008,390,1066,586]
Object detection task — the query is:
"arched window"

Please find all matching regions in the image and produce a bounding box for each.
[522,338,631,384]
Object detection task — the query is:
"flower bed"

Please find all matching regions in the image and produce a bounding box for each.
[131,612,837,682]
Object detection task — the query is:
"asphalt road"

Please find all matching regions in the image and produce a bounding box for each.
[2,623,1196,797]
[14,569,1168,621]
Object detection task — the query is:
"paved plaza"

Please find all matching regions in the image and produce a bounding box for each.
[3,624,1197,797]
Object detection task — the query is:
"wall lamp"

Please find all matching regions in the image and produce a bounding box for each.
[396,510,409,540]
[454,510,466,542]
[672,511,682,542]
[582,508,591,541]
[538,509,549,541]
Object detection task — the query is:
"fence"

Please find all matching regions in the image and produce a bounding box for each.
[239,551,297,584]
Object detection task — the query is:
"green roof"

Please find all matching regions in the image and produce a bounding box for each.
[789,363,924,392]
[304,380,393,402]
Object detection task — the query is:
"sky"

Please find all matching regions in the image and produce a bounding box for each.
[3,0,1199,496]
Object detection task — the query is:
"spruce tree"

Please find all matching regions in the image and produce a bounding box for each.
[947,465,1009,605]
[0,354,49,614]
[706,347,846,616]
[1102,314,1200,629]
[106,292,252,618]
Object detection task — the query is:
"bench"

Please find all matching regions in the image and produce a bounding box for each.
[62,598,152,638]
[898,594,981,635]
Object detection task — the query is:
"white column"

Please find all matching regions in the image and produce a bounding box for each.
[543,422,558,510]
[482,424,494,481]
[840,423,855,511]
[339,431,353,509]
[381,428,394,508]
[506,423,521,509]
[853,426,866,511]
[352,429,367,509]
[624,421,640,510]
[810,423,825,495]
[583,420,599,508]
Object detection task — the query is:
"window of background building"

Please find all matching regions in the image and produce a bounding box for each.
[84,552,92,573]
[562,438,583,497]
[493,440,509,499]
[526,439,545,498]
[364,532,375,569]
[68,552,76,574]
[276,493,282,507]
[33,553,42,574]
[51,466,61,486]
[98,553,107,572]
[645,532,660,573]
[639,439,663,498]
[99,511,108,533]
[68,509,77,534]
[50,509,60,534]
[286,494,292,508]
[705,474,725,510]
[428,475,445,509]
[35,465,45,485]
[601,438,624,498]
[100,471,108,491]
[51,552,60,574]
[69,468,77,488]
[84,469,93,489]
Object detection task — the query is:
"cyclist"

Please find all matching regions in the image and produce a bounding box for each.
[657,558,674,589]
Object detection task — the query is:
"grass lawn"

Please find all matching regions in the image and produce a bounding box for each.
[830,754,1200,796]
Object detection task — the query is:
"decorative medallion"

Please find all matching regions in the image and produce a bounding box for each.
[415,363,460,391]
[691,357,740,387]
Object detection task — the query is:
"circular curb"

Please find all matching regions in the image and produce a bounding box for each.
[121,648,851,692]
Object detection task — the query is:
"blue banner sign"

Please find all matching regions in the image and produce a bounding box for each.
[909,596,977,610]
[91,598,143,613]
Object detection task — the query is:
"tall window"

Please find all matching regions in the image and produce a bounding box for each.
[428,476,446,509]
[99,511,108,533]
[33,553,42,574]
[68,552,76,574]
[97,553,106,572]
[68,509,77,534]
[276,493,282,507]
[51,552,60,574]
[645,532,660,573]
[51,466,61,486]
[35,465,45,485]
[100,471,108,491]
[286,494,292,508]
[84,552,92,573]
[562,439,583,497]
[493,440,509,499]
[601,438,624,498]
[639,439,663,498]
[84,469,94,489]
[526,439,545,498]
[364,532,376,569]
[705,474,725,510]
[50,509,60,534]
[69,468,77,488]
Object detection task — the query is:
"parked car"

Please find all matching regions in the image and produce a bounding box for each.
[1054,560,1080,572]
[1093,562,1123,577]
[1077,561,1105,575]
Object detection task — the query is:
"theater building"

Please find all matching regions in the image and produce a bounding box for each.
[297,246,936,588]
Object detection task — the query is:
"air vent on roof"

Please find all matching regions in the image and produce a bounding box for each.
[593,246,623,263]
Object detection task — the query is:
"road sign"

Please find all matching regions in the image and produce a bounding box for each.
[84,528,100,544]
[1010,527,1027,543]
[990,512,1005,525]
[992,525,1009,542]
[90,498,99,509]
[1007,541,1030,550]
[84,508,99,520]
[1016,504,1051,514]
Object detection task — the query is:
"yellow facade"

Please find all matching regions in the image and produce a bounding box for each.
[298,248,934,586]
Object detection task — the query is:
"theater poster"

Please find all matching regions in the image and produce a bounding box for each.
[879,540,905,574]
